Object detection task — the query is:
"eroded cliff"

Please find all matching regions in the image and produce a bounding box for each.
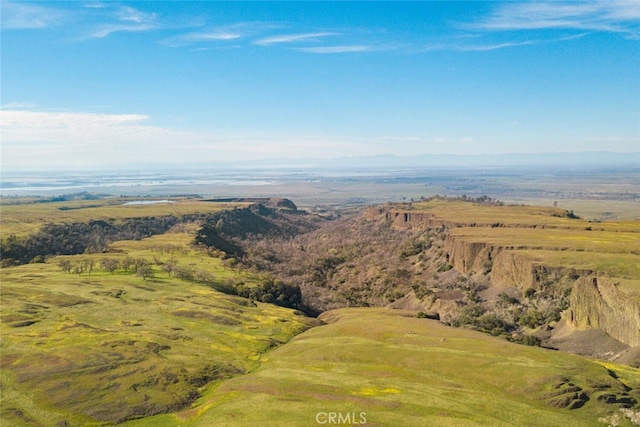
[366,202,640,349]
[570,277,640,347]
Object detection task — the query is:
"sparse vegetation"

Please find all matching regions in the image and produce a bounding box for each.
[1,230,317,425]
[2,194,639,426]
[124,308,640,427]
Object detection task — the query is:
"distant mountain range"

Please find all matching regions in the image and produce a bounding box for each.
[175,151,640,171]
[4,151,638,174]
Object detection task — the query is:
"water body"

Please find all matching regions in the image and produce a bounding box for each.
[0,172,278,195]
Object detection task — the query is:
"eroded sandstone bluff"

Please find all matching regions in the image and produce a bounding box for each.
[364,203,640,348]
[570,277,640,347]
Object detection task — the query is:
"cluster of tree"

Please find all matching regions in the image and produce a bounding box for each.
[0,210,245,266]
[235,277,303,310]
[232,208,444,312]
[412,194,504,205]
[443,282,570,346]
[58,256,154,279]
[1,217,181,265]
[194,204,322,258]
[22,192,105,205]
[1,202,321,267]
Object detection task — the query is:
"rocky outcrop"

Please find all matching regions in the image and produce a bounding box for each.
[364,207,450,229]
[569,277,640,347]
[445,238,495,274]
[366,204,640,348]
[491,250,537,289]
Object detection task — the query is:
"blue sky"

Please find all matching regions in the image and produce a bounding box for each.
[1,1,639,171]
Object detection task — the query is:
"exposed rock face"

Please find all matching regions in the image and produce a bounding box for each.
[364,207,449,229]
[570,277,640,347]
[366,204,640,348]
[491,250,537,289]
[446,239,494,274]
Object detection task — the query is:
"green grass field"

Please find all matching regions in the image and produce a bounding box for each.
[2,197,639,426]
[405,199,640,299]
[0,233,316,426]
[450,227,639,255]
[122,308,640,427]
[0,197,247,238]
[410,199,640,232]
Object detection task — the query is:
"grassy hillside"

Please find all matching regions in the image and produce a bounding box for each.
[2,195,639,425]
[408,199,640,296]
[409,198,640,232]
[0,197,245,238]
[123,308,640,427]
[0,233,317,425]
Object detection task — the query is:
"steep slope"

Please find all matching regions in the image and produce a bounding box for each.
[366,198,640,356]
[0,233,318,426]
[123,308,640,427]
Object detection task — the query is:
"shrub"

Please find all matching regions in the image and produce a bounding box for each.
[509,334,542,347]
[518,309,545,328]
[476,313,511,336]
[497,292,519,307]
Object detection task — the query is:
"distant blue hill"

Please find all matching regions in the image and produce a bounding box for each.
[210,151,640,170]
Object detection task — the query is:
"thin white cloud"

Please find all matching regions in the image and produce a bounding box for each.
[1,110,152,142]
[295,45,372,54]
[183,31,242,42]
[417,33,597,53]
[0,109,378,170]
[161,30,242,47]
[84,2,107,9]
[162,22,281,47]
[1,102,38,110]
[1,1,67,30]
[116,6,156,24]
[90,24,157,39]
[87,4,159,39]
[467,0,640,36]
[456,40,537,52]
[254,32,339,46]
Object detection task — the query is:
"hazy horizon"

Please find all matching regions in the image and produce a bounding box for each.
[0,150,638,175]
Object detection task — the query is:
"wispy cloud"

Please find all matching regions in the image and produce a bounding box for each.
[1,109,205,168]
[1,1,67,30]
[1,102,39,110]
[90,23,157,39]
[84,2,107,10]
[1,110,152,141]
[88,4,159,38]
[466,0,640,36]
[0,109,375,169]
[455,40,537,52]
[162,22,280,47]
[163,30,242,47]
[255,32,339,46]
[190,31,242,41]
[295,45,373,54]
[115,6,156,24]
